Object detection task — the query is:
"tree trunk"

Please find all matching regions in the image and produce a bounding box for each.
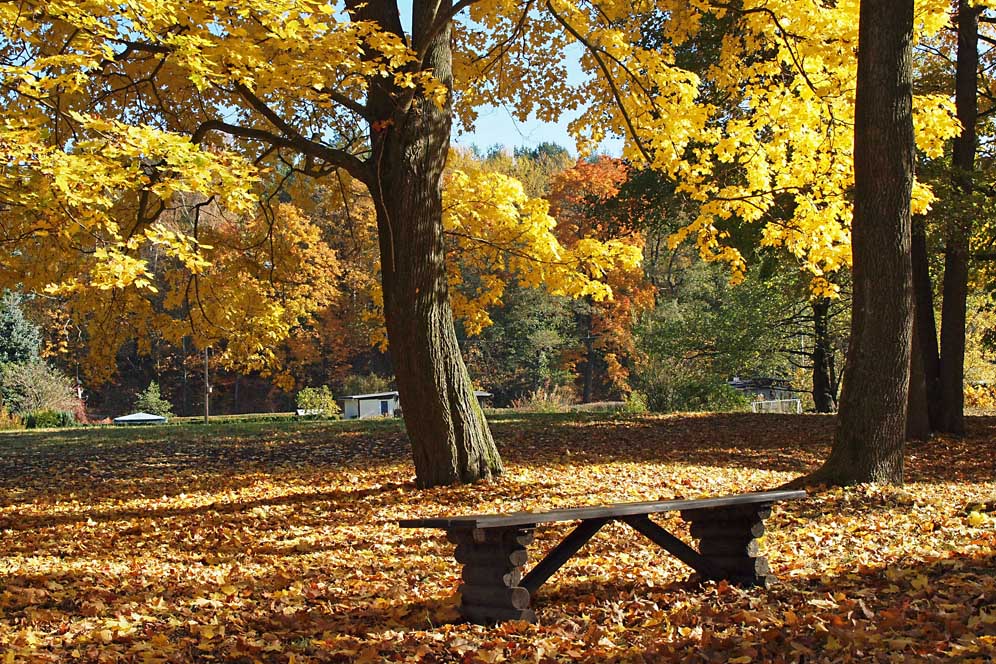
[907,321,932,440]
[361,0,503,488]
[582,305,594,403]
[937,1,978,435]
[181,337,190,416]
[911,217,942,429]
[804,0,914,486]
[811,298,835,413]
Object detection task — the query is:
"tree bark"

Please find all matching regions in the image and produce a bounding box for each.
[360,0,503,488]
[911,217,942,429]
[804,0,914,486]
[937,1,979,435]
[811,298,835,413]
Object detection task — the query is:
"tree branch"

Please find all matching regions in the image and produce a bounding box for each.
[544,1,654,164]
[192,119,369,183]
[417,0,480,66]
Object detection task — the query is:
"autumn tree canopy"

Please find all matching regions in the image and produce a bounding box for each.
[0,0,972,486]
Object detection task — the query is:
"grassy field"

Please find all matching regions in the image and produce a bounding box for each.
[0,412,994,662]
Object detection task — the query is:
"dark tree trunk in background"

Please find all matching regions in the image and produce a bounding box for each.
[811,298,836,413]
[911,218,942,429]
[938,1,979,435]
[907,322,932,440]
[582,305,594,403]
[805,0,914,486]
[357,0,503,488]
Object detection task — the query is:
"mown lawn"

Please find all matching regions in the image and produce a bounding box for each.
[0,413,994,662]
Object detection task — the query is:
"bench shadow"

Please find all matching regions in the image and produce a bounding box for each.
[621,550,996,662]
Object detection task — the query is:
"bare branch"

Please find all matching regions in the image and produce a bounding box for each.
[192,119,369,182]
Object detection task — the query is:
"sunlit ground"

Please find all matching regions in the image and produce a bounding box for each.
[0,413,994,662]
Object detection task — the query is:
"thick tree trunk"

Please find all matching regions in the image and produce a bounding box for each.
[937,1,978,435]
[362,0,503,488]
[911,217,942,429]
[811,298,835,413]
[805,0,914,486]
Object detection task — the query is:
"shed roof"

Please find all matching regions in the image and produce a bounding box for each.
[341,391,399,400]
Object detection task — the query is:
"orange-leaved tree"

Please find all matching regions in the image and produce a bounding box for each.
[547,158,654,401]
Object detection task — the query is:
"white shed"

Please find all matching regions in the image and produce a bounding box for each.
[340,390,492,419]
[340,392,401,419]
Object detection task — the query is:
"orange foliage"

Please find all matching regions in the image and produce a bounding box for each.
[548,158,655,395]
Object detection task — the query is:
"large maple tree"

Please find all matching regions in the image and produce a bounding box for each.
[805,0,914,485]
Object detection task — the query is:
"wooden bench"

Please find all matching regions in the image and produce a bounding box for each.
[399,489,805,624]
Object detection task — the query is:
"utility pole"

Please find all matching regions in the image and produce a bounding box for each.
[204,346,211,424]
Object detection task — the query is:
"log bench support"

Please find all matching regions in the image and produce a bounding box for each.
[680,503,773,587]
[445,505,773,624]
[450,526,537,624]
[400,489,805,625]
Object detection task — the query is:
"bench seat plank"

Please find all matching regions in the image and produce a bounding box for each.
[398,489,805,530]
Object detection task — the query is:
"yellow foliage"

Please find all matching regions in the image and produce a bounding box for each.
[52,201,340,384]
[457,0,959,290]
[363,159,643,346]
[443,162,643,336]
[964,384,996,412]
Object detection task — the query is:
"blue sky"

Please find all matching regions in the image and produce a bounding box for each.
[451,102,625,157]
[452,104,581,154]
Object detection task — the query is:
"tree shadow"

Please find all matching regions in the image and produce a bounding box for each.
[492,412,836,475]
[0,481,414,531]
[0,421,414,505]
[492,413,996,484]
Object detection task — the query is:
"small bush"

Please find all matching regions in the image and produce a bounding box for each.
[667,380,750,413]
[621,391,649,414]
[635,359,751,414]
[510,385,576,413]
[0,360,79,415]
[24,409,75,429]
[0,407,22,430]
[296,386,341,418]
[134,382,173,418]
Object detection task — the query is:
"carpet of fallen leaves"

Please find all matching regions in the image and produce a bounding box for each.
[1,412,995,663]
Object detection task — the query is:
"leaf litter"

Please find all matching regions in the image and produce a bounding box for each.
[0,413,994,662]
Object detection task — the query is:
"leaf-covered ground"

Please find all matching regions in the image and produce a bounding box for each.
[1,413,995,662]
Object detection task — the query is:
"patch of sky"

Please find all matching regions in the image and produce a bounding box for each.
[393,0,624,157]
